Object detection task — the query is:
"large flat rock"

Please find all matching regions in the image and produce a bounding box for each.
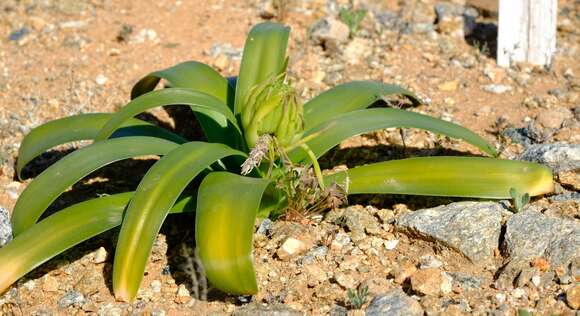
[397,202,503,264]
[504,211,580,268]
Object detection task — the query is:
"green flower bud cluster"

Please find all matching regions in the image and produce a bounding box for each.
[241,74,303,148]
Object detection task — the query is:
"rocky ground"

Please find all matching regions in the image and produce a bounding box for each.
[0,0,579,315]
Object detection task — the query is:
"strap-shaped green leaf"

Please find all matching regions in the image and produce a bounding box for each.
[94,88,241,142]
[303,81,422,130]
[288,108,497,163]
[131,61,234,107]
[0,192,195,295]
[113,142,245,302]
[196,172,270,294]
[324,157,553,198]
[16,113,186,179]
[11,137,179,236]
[130,61,241,147]
[235,22,290,115]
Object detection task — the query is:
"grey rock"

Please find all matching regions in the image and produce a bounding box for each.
[233,303,303,316]
[298,245,328,265]
[520,143,580,172]
[151,309,166,316]
[548,88,569,100]
[540,270,556,286]
[209,43,242,60]
[326,205,380,241]
[397,202,503,264]
[559,274,573,285]
[257,218,272,235]
[98,303,125,316]
[515,266,539,287]
[309,17,350,49]
[58,291,85,308]
[435,3,465,19]
[503,124,544,146]
[375,11,400,29]
[400,22,434,34]
[329,304,348,316]
[33,309,53,316]
[463,8,479,36]
[495,260,529,289]
[549,192,580,202]
[419,255,443,269]
[483,84,512,94]
[365,288,423,316]
[0,206,12,247]
[504,211,580,268]
[447,272,482,291]
[434,2,478,36]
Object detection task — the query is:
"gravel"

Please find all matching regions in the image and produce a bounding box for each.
[58,291,85,308]
[0,206,12,247]
[233,303,303,316]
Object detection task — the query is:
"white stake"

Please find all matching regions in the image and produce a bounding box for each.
[497,0,557,68]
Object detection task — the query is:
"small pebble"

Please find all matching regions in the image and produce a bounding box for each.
[384,239,399,250]
[95,74,108,85]
[495,293,506,304]
[531,275,541,287]
[58,291,85,308]
[482,84,512,94]
[93,247,107,263]
[419,255,443,269]
[23,280,35,291]
[410,268,443,296]
[151,309,166,316]
[512,288,526,299]
[5,182,20,200]
[151,280,162,293]
[175,284,191,304]
[277,237,309,261]
[335,272,356,289]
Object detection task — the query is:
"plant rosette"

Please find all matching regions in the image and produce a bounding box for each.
[0,22,553,302]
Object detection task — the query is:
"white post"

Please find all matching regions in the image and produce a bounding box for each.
[497,0,557,68]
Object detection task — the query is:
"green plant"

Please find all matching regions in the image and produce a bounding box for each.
[510,187,530,212]
[347,284,369,309]
[339,1,367,37]
[0,22,553,301]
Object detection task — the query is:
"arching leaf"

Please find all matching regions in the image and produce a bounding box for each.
[196,172,270,294]
[130,61,241,147]
[0,192,195,295]
[16,113,186,179]
[113,142,245,302]
[288,108,497,163]
[11,137,179,235]
[303,81,421,130]
[94,88,241,142]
